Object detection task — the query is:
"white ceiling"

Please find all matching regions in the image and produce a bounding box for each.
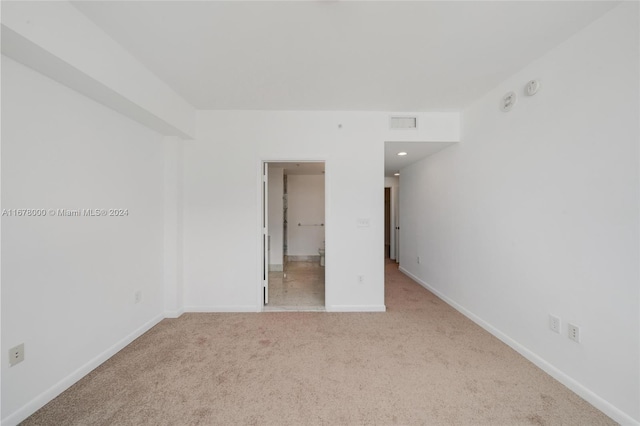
[385,141,456,176]
[73,1,618,111]
[71,1,618,177]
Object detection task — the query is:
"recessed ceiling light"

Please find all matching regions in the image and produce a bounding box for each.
[394,173,400,176]
[397,152,407,156]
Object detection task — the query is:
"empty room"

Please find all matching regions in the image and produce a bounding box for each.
[1,1,638,425]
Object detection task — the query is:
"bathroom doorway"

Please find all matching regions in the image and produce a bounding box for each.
[262,161,325,311]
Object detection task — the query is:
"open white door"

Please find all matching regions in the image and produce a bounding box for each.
[262,162,269,305]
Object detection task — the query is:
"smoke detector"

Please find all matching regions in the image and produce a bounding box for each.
[501,91,517,112]
[526,79,540,96]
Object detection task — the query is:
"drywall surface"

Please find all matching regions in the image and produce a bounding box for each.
[163,137,184,317]
[399,3,639,423]
[268,167,284,269]
[1,1,195,138]
[184,111,383,312]
[183,111,459,312]
[287,174,325,256]
[1,57,166,424]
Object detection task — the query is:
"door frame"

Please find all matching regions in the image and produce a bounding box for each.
[262,162,269,305]
[259,159,328,310]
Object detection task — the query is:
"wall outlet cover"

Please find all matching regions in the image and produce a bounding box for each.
[357,218,370,227]
[549,315,560,333]
[9,343,25,366]
[568,323,581,343]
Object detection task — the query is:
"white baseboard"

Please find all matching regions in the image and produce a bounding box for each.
[325,304,386,312]
[2,314,164,426]
[184,305,259,313]
[164,308,185,318]
[287,255,320,262]
[398,267,639,426]
[268,264,283,272]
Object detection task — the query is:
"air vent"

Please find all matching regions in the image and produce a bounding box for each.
[390,116,417,129]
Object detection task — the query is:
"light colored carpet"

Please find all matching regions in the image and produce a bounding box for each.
[22,261,614,425]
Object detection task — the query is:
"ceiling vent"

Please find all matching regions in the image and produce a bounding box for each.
[390,116,417,129]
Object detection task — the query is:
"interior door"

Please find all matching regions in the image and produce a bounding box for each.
[262,162,269,305]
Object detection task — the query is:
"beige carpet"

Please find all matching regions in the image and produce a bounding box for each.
[23,261,614,425]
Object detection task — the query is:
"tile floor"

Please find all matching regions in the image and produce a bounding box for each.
[266,260,325,311]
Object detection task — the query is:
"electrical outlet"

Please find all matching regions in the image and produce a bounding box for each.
[134,290,142,304]
[549,315,560,333]
[568,323,580,342]
[417,256,421,264]
[357,275,365,284]
[9,343,24,366]
[357,218,370,227]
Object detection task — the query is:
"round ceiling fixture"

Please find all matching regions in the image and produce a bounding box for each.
[397,152,408,156]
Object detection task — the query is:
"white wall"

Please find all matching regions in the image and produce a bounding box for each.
[268,167,284,269]
[163,137,184,318]
[1,57,167,424]
[399,3,639,424]
[1,1,195,138]
[183,111,459,312]
[183,111,383,312]
[287,174,325,257]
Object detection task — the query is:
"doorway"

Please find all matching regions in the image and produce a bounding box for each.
[262,161,325,311]
[384,177,400,264]
[385,187,391,258]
